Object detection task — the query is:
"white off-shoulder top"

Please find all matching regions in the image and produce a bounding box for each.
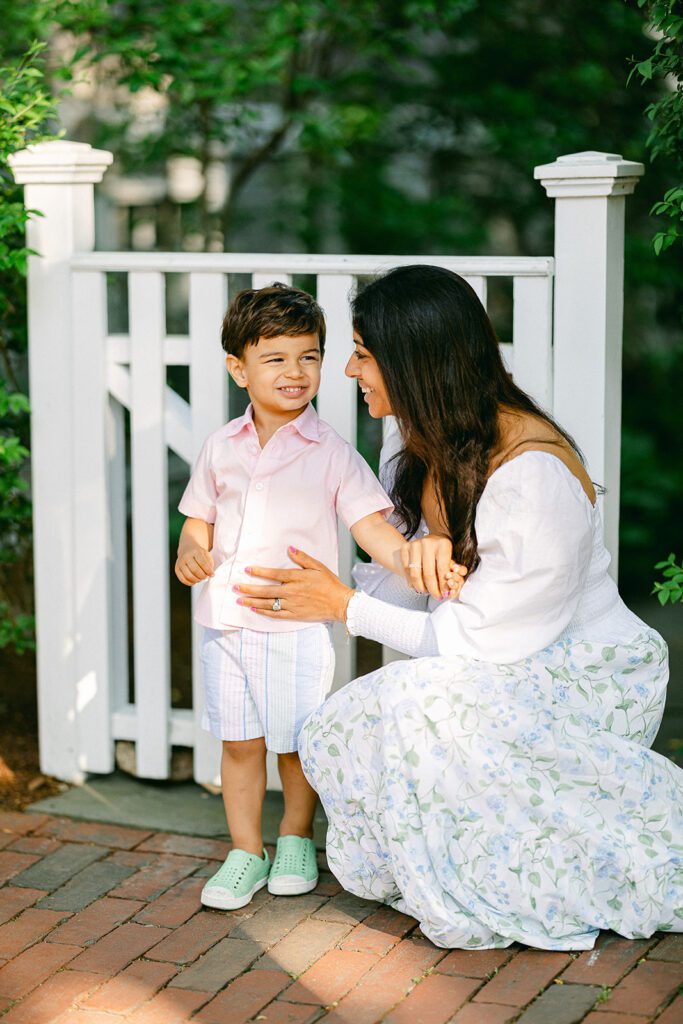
[348,450,649,664]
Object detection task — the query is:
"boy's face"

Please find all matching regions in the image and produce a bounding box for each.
[226,333,322,419]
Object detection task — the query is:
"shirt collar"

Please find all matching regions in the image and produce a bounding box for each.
[224,403,320,442]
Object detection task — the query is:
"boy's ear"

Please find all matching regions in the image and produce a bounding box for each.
[226,354,248,388]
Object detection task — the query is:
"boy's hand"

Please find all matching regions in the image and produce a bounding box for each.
[401,534,467,600]
[175,546,214,586]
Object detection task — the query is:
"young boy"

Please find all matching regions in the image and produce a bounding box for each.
[175,283,414,911]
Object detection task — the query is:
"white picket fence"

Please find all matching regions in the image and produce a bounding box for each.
[9,142,643,786]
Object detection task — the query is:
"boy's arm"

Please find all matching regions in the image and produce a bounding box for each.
[175,517,215,586]
[351,512,466,601]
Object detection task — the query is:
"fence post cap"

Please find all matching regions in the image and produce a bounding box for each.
[8,140,113,185]
[534,151,644,198]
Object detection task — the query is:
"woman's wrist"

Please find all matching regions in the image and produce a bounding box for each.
[337,585,356,624]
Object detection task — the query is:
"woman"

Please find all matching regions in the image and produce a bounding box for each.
[236,265,682,950]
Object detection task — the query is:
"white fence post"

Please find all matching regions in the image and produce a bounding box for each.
[8,141,113,781]
[534,151,644,580]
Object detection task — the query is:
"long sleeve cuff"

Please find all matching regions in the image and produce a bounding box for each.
[346,590,439,658]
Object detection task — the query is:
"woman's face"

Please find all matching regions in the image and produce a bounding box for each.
[345,333,393,418]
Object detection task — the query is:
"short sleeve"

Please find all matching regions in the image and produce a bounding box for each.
[178,437,218,524]
[431,452,594,663]
[334,444,393,530]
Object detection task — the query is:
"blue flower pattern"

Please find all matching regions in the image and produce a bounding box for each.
[299,630,683,950]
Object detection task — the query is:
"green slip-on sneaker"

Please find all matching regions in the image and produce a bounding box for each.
[268,835,318,895]
[201,847,270,911]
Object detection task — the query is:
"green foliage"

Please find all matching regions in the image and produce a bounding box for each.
[652,553,683,606]
[628,0,683,251]
[0,36,63,654]
[54,0,473,243]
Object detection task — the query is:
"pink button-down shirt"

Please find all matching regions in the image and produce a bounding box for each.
[179,403,393,632]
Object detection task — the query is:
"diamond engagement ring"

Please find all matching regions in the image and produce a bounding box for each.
[272,598,282,612]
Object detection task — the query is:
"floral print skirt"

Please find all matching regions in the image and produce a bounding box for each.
[299,631,683,949]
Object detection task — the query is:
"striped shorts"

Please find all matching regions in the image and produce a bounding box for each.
[200,624,335,753]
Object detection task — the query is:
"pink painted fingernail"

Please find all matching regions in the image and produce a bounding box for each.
[232,585,241,593]
[288,546,297,555]
[236,598,244,605]
[442,591,449,599]
[245,567,252,574]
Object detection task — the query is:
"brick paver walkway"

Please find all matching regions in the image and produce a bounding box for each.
[0,812,681,1023]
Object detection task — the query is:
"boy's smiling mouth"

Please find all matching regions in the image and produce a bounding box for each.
[278,385,307,396]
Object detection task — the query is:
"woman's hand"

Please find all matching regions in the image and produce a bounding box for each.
[234,547,354,623]
[401,534,467,599]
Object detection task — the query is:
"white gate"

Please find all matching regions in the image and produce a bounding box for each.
[9,143,643,785]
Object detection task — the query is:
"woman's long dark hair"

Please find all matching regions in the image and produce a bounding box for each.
[352,265,582,572]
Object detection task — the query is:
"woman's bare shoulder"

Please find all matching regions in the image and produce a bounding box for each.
[492,410,596,506]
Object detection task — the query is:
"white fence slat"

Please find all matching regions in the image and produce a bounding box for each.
[315,274,357,695]
[71,270,114,772]
[106,396,129,712]
[463,275,487,307]
[512,275,553,412]
[188,272,228,786]
[129,271,171,778]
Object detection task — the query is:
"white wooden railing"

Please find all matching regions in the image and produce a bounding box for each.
[9,142,643,786]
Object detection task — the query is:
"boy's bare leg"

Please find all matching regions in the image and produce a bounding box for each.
[277,751,318,838]
[221,738,267,856]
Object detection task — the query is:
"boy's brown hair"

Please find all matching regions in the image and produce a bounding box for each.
[221,282,326,358]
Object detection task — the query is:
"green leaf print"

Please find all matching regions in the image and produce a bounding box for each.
[337,769,344,783]
[327,744,341,757]
[530,794,544,807]
[528,872,541,887]
[405,749,420,766]
[527,778,541,791]
[638,834,654,845]
[602,646,617,661]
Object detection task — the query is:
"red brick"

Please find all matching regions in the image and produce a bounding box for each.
[601,959,683,1015]
[280,949,377,1005]
[36,817,152,850]
[108,848,158,866]
[146,909,235,963]
[473,950,571,1006]
[649,934,683,962]
[52,1011,122,1023]
[133,876,204,927]
[168,937,262,992]
[317,872,343,897]
[256,1005,319,1024]
[136,833,231,860]
[1,969,103,1024]
[385,973,480,1024]
[82,958,177,1013]
[324,938,448,1024]
[257,919,351,976]
[0,940,81,999]
[0,851,40,885]
[435,947,515,980]
[0,887,48,926]
[68,921,171,975]
[560,934,654,986]
[657,994,683,1023]
[450,1005,517,1024]
[311,892,378,925]
[126,986,211,1023]
[0,834,15,851]
[0,812,49,835]
[580,1015,650,1024]
[195,968,291,1023]
[6,835,62,856]
[340,907,417,956]
[107,854,204,901]
[47,896,144,946]
[0,907,70,957]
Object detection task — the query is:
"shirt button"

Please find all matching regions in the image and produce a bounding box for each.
[254,482,264,491]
